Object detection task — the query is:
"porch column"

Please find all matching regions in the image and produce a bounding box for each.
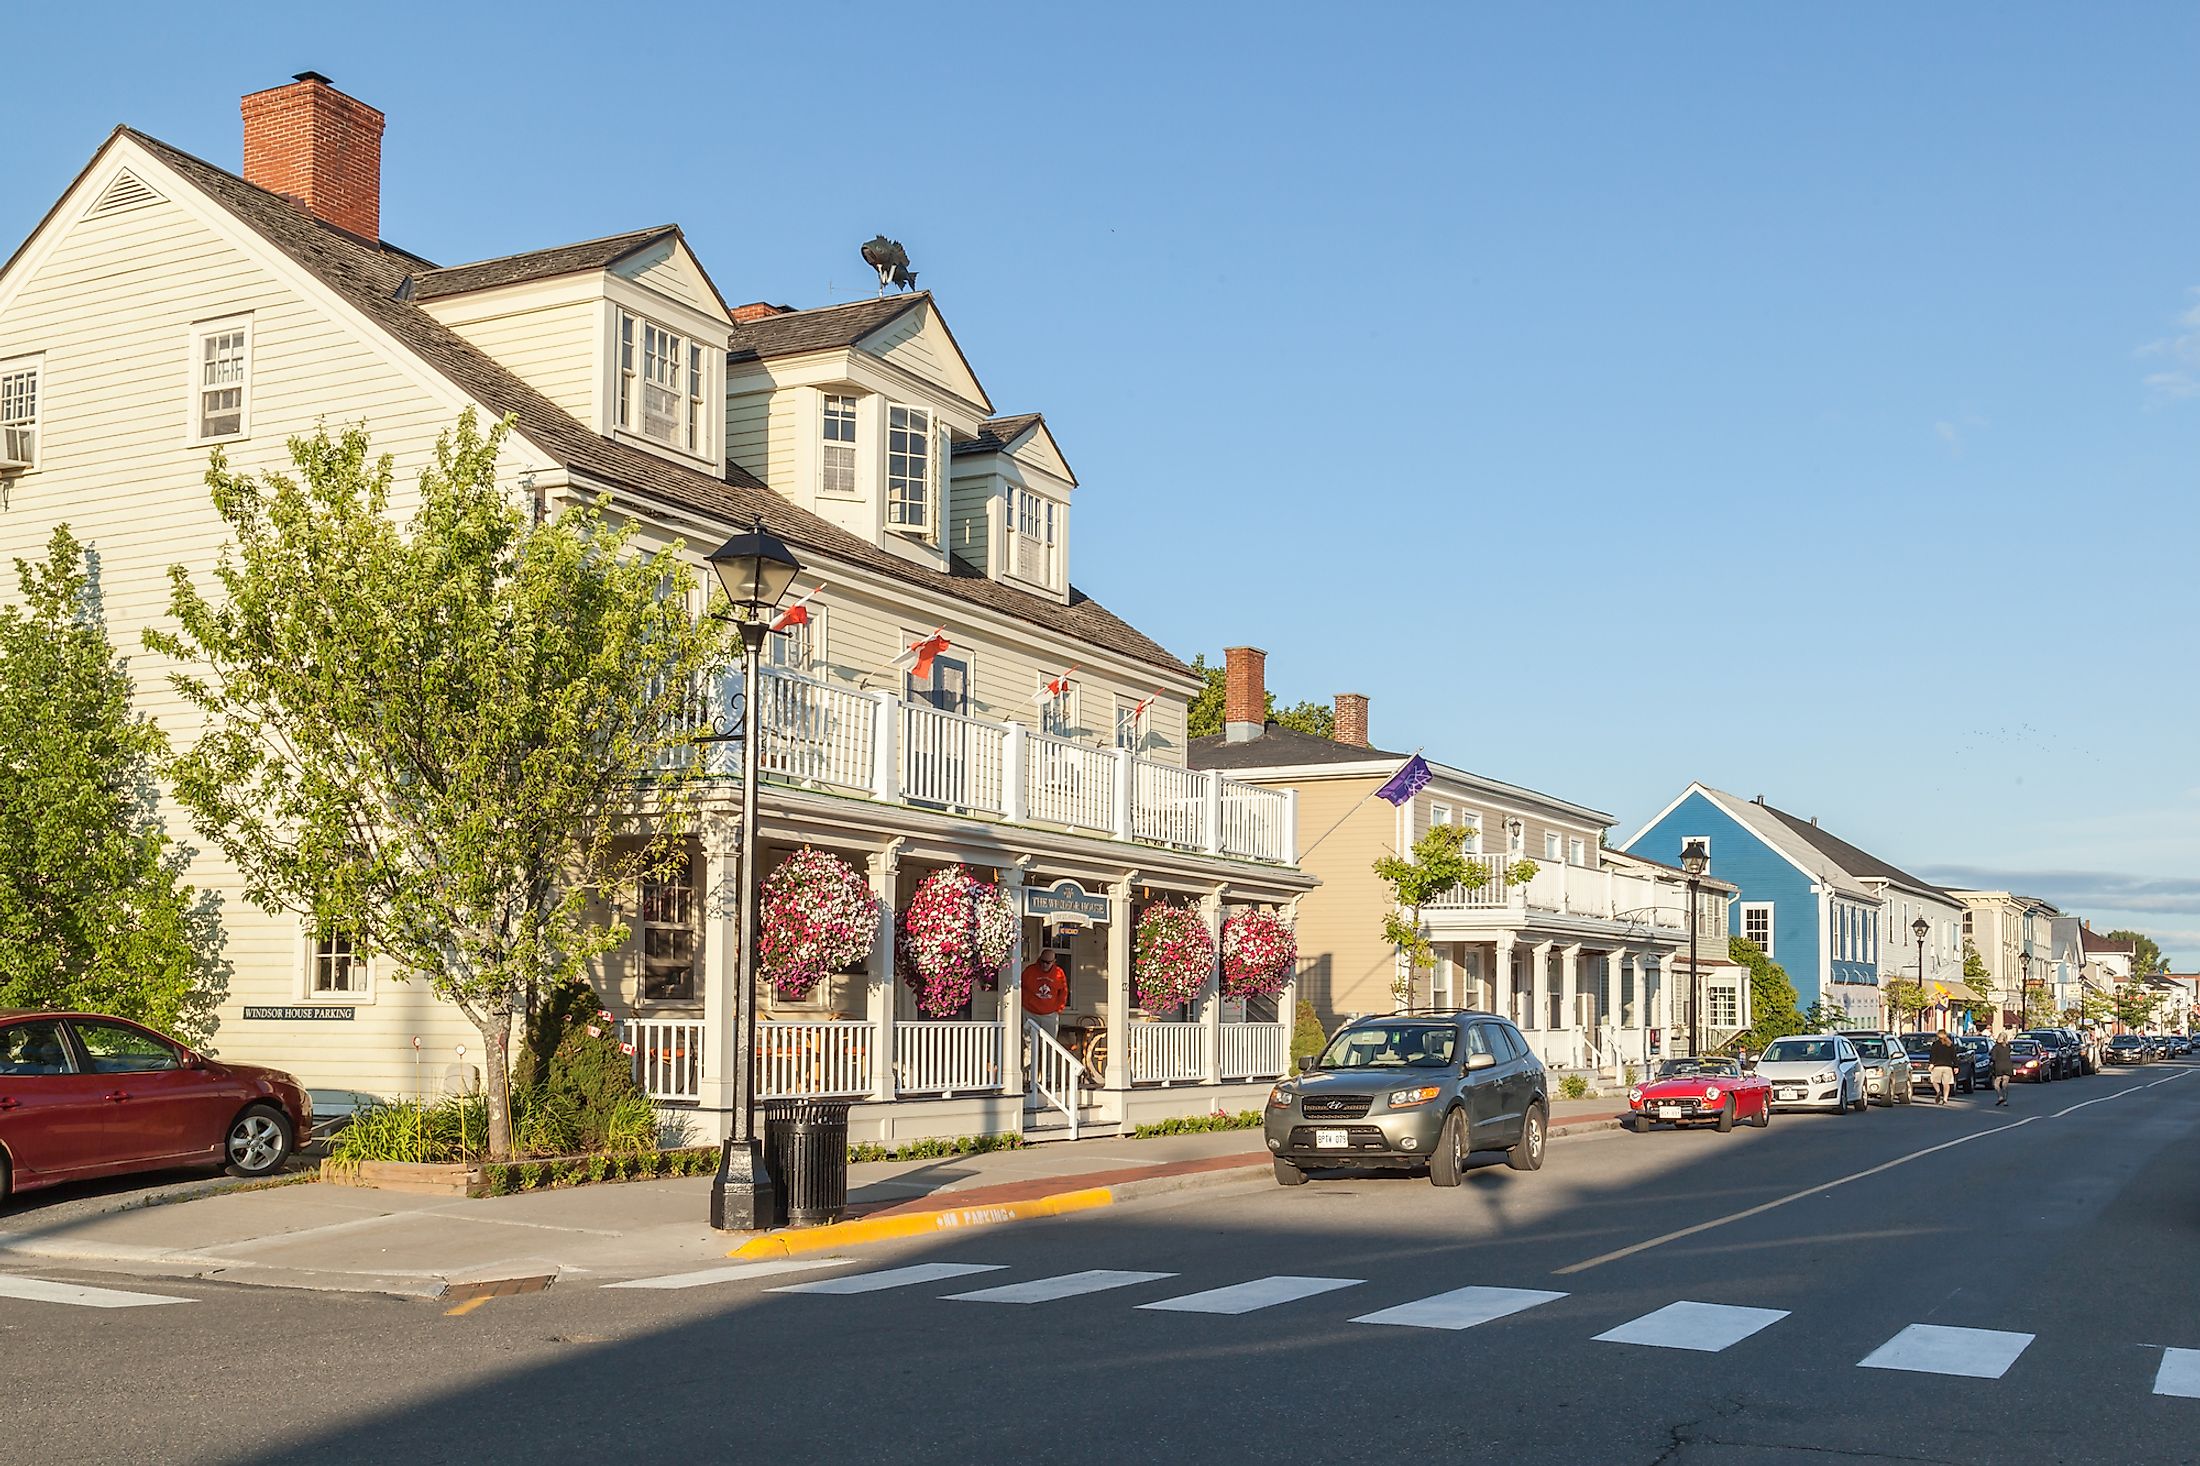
[866,842,903,1102]
[1560,943,1583,1053]
[998,862,1029,1099]
[1106,877,1135,1092]
[1610,948,1632,1029]
[1493,934,1517,1025]
[696,814,740,1131]
[1530,940,1554,1031]
[1200,889,1225,1084]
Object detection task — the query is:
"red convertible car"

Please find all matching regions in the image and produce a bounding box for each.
[1625,1056,1772,1133]
[0,1010,311,1207]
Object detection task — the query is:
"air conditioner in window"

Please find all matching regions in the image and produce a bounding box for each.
[0,425,31,471]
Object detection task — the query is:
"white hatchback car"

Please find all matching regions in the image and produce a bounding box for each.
[1753,1033,1865,1113]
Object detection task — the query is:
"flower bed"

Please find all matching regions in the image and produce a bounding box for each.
[1135,901,1213,1013]
[759,848,880,1002]
[1220,908,1295,999]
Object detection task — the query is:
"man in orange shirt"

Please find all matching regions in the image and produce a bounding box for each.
[1022,948,1068,1038]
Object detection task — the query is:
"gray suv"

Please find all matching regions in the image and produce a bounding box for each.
[1264,1011,1548,1187]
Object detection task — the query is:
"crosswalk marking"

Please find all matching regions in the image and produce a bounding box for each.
[1352,1285,1568,1332]
[1139,1275,1363,1316]
[946,1269,1177,1305]
[604,1258,856,1291]
[769,1262,1004,1296]
[1859,1324,2034,1379]
[2156,1348,2200,1398]
[0,1275,193,1310]
[1594,1300,1789,1353]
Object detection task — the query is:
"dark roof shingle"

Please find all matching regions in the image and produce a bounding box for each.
[1754,802,1950,901]
[1188,723,1401,771]
[408,226,679,300]
[954,413,1045,457]
[726,295,927,365]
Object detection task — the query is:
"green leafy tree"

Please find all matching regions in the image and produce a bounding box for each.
[1730,936,1804,1047]
[148,415,723,1156]
[1958,941,1997,1025]
[2021,982,2060,1030]
[1372,823,1535,1008]
[2077,985,2115,1030]
[0,525,225,1038]
[1802,997,1851,1032]
[2107,929,2168,979]
[2113,984,2162,1032]
[1185,653,1333,740]
[1883,978,1934,1031]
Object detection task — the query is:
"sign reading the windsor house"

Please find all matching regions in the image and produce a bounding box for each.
[1024,879,1109,926]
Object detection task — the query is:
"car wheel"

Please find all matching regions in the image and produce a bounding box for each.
[1430,1108,1467,1187]
[1273,1158,1309,1187]
[1752,1100,1772,1128]
[1624,1114,1648,1134]
[225,1104,292,1178]
[1715,1097,1736,1133]
[1896,1079,1912,1105]
[0,1152,10,1211]
[1506,1104,1546,1171]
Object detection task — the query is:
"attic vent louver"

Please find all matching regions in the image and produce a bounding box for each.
[87,169,163,219]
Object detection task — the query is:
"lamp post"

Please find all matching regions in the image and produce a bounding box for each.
[704,517,802,1233]
[2017,949,2033,1033]
[1912,915,1930,1031]
[1680,838,1709,1057]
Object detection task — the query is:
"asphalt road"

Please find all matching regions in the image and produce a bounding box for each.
[8,1063,2200,1466]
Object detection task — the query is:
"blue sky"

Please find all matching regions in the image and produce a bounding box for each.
[6,3,2197,965]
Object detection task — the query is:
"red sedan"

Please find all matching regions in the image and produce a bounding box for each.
[1626,1056,1773,1133]
[0,1011,311,1207]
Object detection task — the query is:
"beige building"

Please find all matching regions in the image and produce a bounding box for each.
[0,75,1314,1142]
[1189,649,1746,1077]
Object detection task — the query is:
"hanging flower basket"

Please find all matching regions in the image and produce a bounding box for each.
[757,848,880,1003]
[1135,901,1213,1014]
[896,866,1017,1018]
[1220,908,1296,999]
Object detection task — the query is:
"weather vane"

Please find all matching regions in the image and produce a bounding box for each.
[861,235,917,294]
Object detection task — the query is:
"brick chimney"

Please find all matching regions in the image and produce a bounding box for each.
[241,72,385,240]
[1223,646,1266,744]
[732,302,793,324]
[1334,693,1369,748]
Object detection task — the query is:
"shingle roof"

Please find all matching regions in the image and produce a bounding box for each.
[122,131,1189,679]
[1697,787,1939,901]
[725,295,927,365]
[1188,723,1403,771]
[955,413,1045,457]
[2081,927,2136,956]
[408,226,680,300]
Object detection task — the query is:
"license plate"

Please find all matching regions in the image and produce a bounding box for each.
[1657,1106,1683,1120]
[1779,1088,1803,1101]
[1314,1128,1349,1149]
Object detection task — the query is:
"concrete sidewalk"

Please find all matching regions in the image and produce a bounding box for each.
[0,1101,1625,1298]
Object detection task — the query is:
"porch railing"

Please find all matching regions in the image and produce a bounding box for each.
[1219,1021,1290,1081]
[1128,1020,1206,1084]
[894,1020,1003,1096]
[1025,1019,1085,1138]
[758,674,876,793]
[901,704,1009,815]
[757,1020,874,1099]
[1129,756,1206,850]
[1428,856,1517,909]
[623,1018,704,1103]
[1023,729,1115,834]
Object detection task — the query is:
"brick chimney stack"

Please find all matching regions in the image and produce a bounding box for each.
[1223,646,1266,744]
[1334,693,1370,748]
[731,302,793,323]
[241,72,385,240]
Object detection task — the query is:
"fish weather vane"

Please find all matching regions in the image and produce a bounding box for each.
[861,235,918,294]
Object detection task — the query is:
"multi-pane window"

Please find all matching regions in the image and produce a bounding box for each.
[1114,696,1144,750]
[618,311,709,456]
[886,405,931,530]
[1013,489,1057,583]
[821,394,857,495]
[1742,903,1774,956]
[640,322,682,442]
[616,314,635,429]
[1708,985,1739,1029]
[0,360,36,468]
[640,857,698,1003]
[1039,678,1076,736]
[766,607,821,672]
[686,343,708,455]
[1457,811,1482,853]
[311,930,366,995]
[195,322,249,440]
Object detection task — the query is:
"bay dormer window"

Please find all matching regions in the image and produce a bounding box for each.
[615,309,712,460]
[886,404,933,534]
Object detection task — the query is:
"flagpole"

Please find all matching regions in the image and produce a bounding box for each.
[1295,747,1426,862]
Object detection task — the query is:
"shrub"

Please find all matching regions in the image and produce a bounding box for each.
[1130,1109,1263,1138]
[845,1132,1026,1163]
[1557,1073,1591,1100]
[1290,1000,1328,1063]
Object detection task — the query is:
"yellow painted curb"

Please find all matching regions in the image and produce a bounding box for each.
[730,1185,1116,1259]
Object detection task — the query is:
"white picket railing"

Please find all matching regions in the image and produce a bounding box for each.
[758,673,876,793]
[623,1018,704,1102]
[901,703,1008,815]
[1023,730,1116,833]
[756,1020,874,1099]
[1130,756,1206,851]
[1128,1020,1206,1084]
[1428,857,1520,909]
[1221,782,1293,863]
[1219,1021,1290,1081]
[894,1020,1004,1096]
[1025,1019,1085,1138]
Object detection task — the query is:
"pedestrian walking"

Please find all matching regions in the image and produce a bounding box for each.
[1928,1029,1960,1104]
[1990,1030,2015,1106]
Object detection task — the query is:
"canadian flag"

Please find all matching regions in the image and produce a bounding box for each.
[771,583,825,633]
[1031,665,1079,704]
[894,628,953,681]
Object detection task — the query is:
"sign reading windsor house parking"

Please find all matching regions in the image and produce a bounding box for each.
[1023,879,1109,926]
[242,1006,356,1021]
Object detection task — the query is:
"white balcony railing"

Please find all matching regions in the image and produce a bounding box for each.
[1427,856,1520,909]
[1219,1021,1290,1081]
[756,1020,875,1099]
[1128,1020,1206,1084]
[894,1020,1003,1096]
[668,667,1298,865]
[624,1018,704,1102]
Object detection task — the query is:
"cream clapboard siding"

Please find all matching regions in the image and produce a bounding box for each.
[947,464,998,574]
[725,390,772,494]
[0,179,525,1097]
[429,292,599,428]
[1282,777,1397,1025]
[612,241,716,317]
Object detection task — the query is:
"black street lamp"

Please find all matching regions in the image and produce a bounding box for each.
[1680,838,1710,1057]
[705,517,801,1233]
[2017,949,2033,1033]
[1912,915,1930,1030]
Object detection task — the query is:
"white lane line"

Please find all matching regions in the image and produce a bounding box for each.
[1139,1275,1364,1315]
[946,1269,1176,1304]
[1351,1285,1567,1332]
[2155,1348,2200,1398]
[1594,1300,1790,1353]
[0,1275,193,1309]
[1556,1118,2036,1276]
[768,1262,1004,1295]
[604,1258,856,1290]
[2051,1085,2146,1119]
[1859,1324,2033,1378]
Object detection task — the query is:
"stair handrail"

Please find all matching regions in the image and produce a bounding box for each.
[1025,1018,1086,1140]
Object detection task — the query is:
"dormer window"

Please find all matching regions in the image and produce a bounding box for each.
[887,404,933,533]
[1013,488,1057,586]
[616,309,711,459]
[821,393,858,495]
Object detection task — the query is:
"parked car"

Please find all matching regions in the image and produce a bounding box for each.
[1899,1032,1978,1095]
[1845,1033,1917,1106]
[1626,1057,1773,1133]
[2105,1034,2150,1065]
[2007,1038,2053,1082]
[2021,1029,2084,1080]
[1265,1012,1547,1187]
[0,1011,310,1208]
[1754,1033,1865,1113]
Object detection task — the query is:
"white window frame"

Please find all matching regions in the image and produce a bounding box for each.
[1742,902,1775,957]
[1543,830,1561,861]
[1455,810,1482,854]
[299,926,372,1003]
[1708,983,1740,1030]
[1113,695,1144,751]
[0,354,40,470]
[1568,836,1587,866]
[820,392,859,496]
[765,604,825,674]
[1430,801,1451,831]
[189,316,252,445]
[1037,674,1078,737]
[614,309,714,461]
[886,403,934,534]
[1012,487,1059,586]
[639,854,701,1006]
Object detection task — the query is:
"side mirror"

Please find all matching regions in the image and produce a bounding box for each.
[1463,1052,1497,1073]
[180,1052,203,1070]
[1296,1054,1317,1074]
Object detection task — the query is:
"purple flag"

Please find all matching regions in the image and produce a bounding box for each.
[1375,753,1432,806]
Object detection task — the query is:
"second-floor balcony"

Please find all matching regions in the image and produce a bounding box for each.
[666,667,1297,865]
[1427,858,1691,935]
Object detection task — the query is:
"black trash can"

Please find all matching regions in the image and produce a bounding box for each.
[763,1098,852,1226]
